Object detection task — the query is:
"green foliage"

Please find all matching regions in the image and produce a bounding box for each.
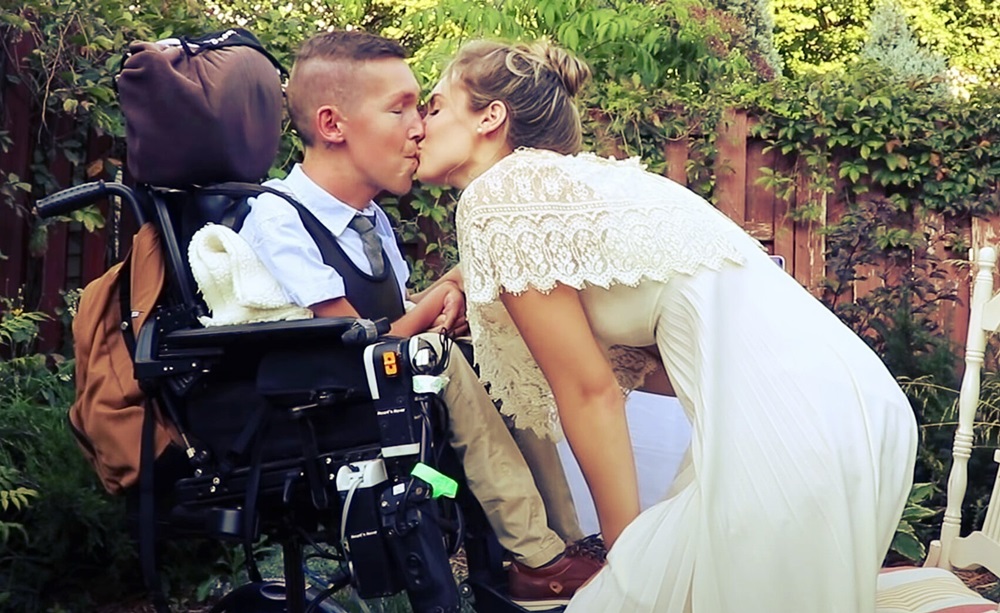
[0,465,37,548]
[744,64,1000,217]
[861,0,947,88]
[772,0,1000,86]
[772,0,870,76]
[817,197,958,368]
[0,293,234,610]
[890,482,939,562]
[0,296,128,611]
[710,0,784,77]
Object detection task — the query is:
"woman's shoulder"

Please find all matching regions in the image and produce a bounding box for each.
[462,148,608,209]
[491,147,636,174]
[478,147,572,181]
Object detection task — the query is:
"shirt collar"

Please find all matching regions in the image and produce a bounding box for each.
[284,164,378,236]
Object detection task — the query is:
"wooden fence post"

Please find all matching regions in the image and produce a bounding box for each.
[715,108,748,226]
[744,137,776,247]
[0,32,36,300]
[793,158,826,294]
[663,137,689,186]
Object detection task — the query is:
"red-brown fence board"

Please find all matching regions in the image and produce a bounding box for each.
[745,139,776,248]
[793,160,826,293]
[663,138,688,186]
[0,33,36,300]
[947,214,972,351]
[772,151,796,269]
[35,115,76,345]
[715,109,748,229]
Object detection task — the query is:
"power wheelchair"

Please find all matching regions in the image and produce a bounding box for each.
[35,178,551,613]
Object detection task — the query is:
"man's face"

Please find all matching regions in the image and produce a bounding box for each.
[339,58,424,197]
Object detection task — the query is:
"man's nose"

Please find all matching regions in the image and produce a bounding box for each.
[411,116,425,141]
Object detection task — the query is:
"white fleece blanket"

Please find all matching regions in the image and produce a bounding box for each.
[188,223,313,327]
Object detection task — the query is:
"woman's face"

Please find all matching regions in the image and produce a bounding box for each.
[416,75,481,188]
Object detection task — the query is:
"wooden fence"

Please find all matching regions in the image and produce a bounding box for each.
[1,73,991,355]
[1,32,122,350]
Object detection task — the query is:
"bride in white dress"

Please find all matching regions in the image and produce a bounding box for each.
[416,38,918,612]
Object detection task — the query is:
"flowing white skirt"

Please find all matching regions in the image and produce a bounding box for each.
[567,237,918,612]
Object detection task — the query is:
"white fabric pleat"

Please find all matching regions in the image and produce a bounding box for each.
[566,236,917,612]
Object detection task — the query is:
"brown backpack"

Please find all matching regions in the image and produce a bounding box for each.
[69,223,178,494]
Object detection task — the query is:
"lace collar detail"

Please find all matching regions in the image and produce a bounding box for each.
[457,148,747,438]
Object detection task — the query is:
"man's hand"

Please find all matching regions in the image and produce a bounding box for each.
[430,281,468,335]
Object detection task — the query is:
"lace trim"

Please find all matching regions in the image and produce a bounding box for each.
[459,148,748,438]
[469,303,660,440]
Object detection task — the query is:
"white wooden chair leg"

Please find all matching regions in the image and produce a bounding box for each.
[936,247,996,569]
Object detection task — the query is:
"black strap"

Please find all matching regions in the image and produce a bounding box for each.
[178,28,288,78]
[202,182,406,321]
[121,253,169,612]
[141,399,170,613]
[242,412,269,584]
[218,402,268,477]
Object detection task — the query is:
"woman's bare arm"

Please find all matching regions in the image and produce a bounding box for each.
[500,284,640,547]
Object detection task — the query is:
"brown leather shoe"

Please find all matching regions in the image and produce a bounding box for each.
[509,540,605,610]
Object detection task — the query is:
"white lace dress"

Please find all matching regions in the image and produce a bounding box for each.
[458,148,918,612]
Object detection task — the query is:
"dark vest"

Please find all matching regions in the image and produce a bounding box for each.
[237,186,406,321]
[291,204,405,321]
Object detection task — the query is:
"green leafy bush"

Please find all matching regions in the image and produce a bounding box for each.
[0,294,239,610]
[861,0,946,86]
[0,296,136,610]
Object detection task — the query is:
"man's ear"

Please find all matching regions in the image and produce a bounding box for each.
[478,100,508,136]
[315,105,348,144]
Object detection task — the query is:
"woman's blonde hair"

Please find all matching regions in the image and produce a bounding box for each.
[444,39,591,155]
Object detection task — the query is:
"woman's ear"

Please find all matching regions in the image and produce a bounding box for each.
[315,105,348,144]
[478,100,508,136]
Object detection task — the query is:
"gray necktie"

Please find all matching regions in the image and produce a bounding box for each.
[348,214,385,276]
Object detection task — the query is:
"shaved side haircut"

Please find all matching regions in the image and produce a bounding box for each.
[287,30,407,147]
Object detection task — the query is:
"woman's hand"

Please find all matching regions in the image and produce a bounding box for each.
[430,281,468,334]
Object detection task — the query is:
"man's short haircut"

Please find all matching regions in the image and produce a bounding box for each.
[287,30,408,147]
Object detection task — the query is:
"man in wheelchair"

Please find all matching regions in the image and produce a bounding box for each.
[235,30,602,610]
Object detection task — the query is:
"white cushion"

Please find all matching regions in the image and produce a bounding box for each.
[876,567,997,613]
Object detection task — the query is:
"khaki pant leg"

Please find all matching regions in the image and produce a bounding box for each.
[418,333,565,568]
[510,426,585,542]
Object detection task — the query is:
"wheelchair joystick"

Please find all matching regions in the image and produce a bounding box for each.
[341,317,391,345]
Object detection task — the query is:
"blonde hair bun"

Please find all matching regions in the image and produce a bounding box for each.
[445,38,588,154]
[524,39,591,98]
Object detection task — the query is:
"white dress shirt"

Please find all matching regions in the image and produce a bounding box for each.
[238,164,410,308]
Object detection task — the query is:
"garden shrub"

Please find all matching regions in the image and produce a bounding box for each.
[0,296,234,611]
[861,0,947,87]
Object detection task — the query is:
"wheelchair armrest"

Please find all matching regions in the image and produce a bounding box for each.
[161,317,361,349]
[134,316,389,381]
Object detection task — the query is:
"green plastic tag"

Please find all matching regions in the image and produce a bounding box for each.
[411,462,458,499]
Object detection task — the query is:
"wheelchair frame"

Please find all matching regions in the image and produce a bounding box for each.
[37,180,548,613]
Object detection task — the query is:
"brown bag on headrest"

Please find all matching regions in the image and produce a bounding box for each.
[117,29,285,187]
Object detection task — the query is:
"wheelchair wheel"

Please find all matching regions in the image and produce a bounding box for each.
[208,581,350,613]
